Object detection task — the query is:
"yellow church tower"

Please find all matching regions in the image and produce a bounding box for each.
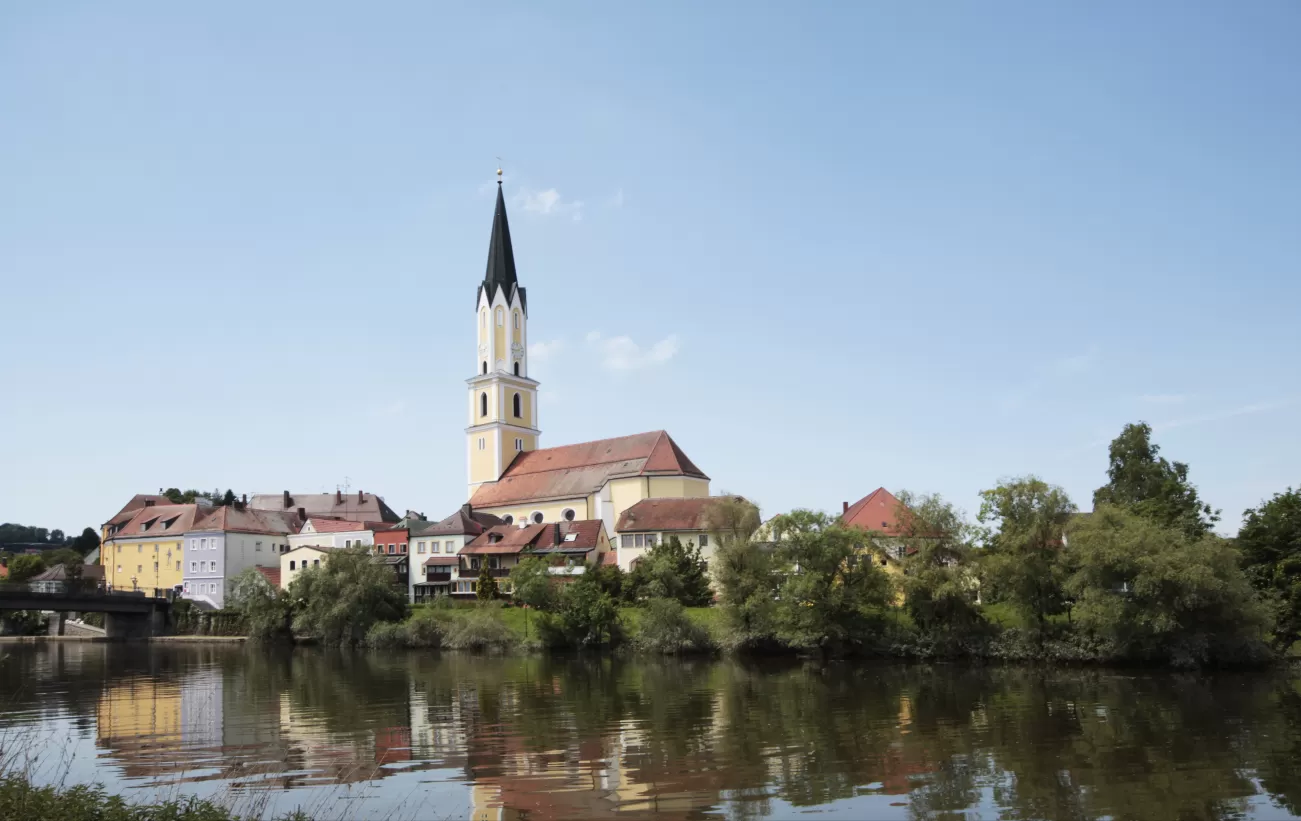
[467,169,541,499]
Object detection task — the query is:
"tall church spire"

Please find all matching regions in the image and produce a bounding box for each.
[478,171,525,313]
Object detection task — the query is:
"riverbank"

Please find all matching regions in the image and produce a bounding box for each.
[0,772,307,821]
[0,635,248,644]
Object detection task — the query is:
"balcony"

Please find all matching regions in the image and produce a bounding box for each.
[547,566,586,577]
[462,566,512,579]
[425,572,452,583]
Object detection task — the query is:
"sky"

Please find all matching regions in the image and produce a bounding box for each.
[2,2,1299,537]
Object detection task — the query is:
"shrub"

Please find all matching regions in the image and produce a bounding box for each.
[0,772,311,820]
[633,598,715,654]
[556,575,623,647]
[443,605,517,652]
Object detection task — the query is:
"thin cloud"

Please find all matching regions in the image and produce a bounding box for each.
[1154,400,1293,433]
[587,331,680,371]
[528,339,565,362]
[1140,393,1190,405]
[516,188,583,222]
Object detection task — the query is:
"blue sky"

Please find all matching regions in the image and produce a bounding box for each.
[2,2,1298,536]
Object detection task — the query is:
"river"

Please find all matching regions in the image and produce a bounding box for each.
[1,644,1299,820]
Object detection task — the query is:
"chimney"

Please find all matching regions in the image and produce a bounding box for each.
[553,522,561,547]
[358,490,365,504]
[297,507,306,521]
[843,501,849,514]
[144,500,155,508]
[460,502,473,520]
[241,494,248,506]
[283,490,292,509]
[336,489,343,504]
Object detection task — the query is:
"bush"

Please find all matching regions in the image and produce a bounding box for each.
[364,608,446,649]
[554,575,623,647]
[0,772,310,820]
[443,605,517,651]
[289,548,408,645]
[633,598,715,654]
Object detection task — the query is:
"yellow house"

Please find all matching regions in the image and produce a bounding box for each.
[464,174,711,536]
[100,493,171,546]
[281,545,329,589]
[102,503,204,592]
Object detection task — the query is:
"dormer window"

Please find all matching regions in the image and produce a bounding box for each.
[563,533,577,542]
[488,533,503,544]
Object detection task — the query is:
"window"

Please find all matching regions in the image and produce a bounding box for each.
[388,544,395,555]
[700,534,709,547]
[482,361,488,374]
[209,561,217,572]
[481,309,487,329]
[515,437,523,451]
[513,311,520,329]
[562,508,576,522]
[621,534,634,548]
[345,539,351,548]
[418,541,426,554]
[137,564,142,573]
[400,543,408,554]
[502,515,514,526]
[200,538,206,550]
[190,562,197,572]
[646,535,658,547]
[189,539,195,550]
[512,392,521,417]
[495,307,504,326]
[138,545,142,553]
[117,565,122,573]
[479,437,486,451]
[530,511,544,524]
[480,392,488,417]
[513,362,520,376]
[176,561,181,571]
[290,561,296,571]
[153,562,158,571]
[255,541,262,552]
[313,559,320,567]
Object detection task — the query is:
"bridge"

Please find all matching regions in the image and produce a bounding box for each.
[0,583,172,639]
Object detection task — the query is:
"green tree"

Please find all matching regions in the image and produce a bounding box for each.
[70,527,100,556]
[1093,422,1219,538]
[627,536,712,606]
[289,547,407,645]
[1237,487,1301,649]
[588,560,625,601]
[893,491,987,650]
[509,556,554,638]
[477,562,499,601]
[228,566,293,640]
[978,477,1076,633]
[221,489,237,507]
[701,494,762,543]
[1064,505,1271,666]
[556,573,622,647]
[712,533,778,647]
[49,529,65,544]
[7,555,46,583]
[769,509,894,653]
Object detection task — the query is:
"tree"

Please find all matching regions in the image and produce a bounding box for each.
[221,489,237,507]
[626,536,712,606]
[713,533,778,647]
[70,528,100,556]
[978,477,1076,632]
[893,492,987,649]
[49,529,65,544]
[229,567,293,640]
[589,560,625,601]
[509,556,554,638]
[1064,505,1270,666]
[1237,488,1301,649]
[477,562,499,601]
[289,547,408,645]
[556,573,621,647]
[1093,422,1219,539]
[7,555,46,583]
[701,495,762,543]
[769,509,894,653]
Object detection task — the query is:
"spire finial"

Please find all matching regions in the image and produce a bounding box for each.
[496,157,503,185]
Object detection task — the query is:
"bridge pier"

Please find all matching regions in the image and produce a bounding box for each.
[46,613,66,636]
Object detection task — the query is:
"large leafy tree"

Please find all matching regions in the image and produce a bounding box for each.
[978,477,1076,632]
[712,532,778,647]
[1064,505,1270,666]
[893,491,986,648]
[508,556,555,638]
[7,555,46,583]
[289,547,407,645]
[228,567,293,640]
[626,535,712,606]
[1093,422,1219,538]
[70,528,100,555]
[769,509,894,653]
[1237,488,1301,649]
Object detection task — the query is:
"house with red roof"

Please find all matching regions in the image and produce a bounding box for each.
[840,487,918,579]
[454,520,609,598]
[408,504,503,603]
[288,518,382,551]
[613,496,747,573]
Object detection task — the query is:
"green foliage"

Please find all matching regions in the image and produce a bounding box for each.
[1237,487,1301,650]
[1064,505,1272,666]
[476,562,498,601]
[289,547,408,645]
[228,567,292,640]
[588,561,625,601]
[701,494,763,542]
[7,555,45,583]
[768,509,895,653]
[1093,422,1219,538]
[0,772,310,821]
[632,597,715,654]
[509,557,555,611]
[552,574,622,647]
[626,536,712,606]
[443,604,519,651]
[712,534,779,649]
[162,488,209,505]
[893,492,989,652]
[978,477,1076,632]
[71,528,100,556]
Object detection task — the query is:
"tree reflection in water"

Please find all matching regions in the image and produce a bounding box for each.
[0,645,1299,820]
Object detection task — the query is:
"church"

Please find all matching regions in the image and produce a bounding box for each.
[464,170,712,540]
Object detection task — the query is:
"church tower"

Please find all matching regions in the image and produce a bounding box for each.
[467,169,541,499]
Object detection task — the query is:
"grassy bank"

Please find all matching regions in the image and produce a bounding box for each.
[0,773,308,821]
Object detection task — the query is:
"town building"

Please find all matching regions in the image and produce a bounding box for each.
[613,496,745,572]
[101,503,206,592]
[280,545,329,588]
[463,173,712,536]
[841,487,913,568]
[100,494,171,546]
[249,489,399,523]
[408,504,502,603]
[455,520,609,598]
[288,518,379,551]
[181,504,302,609]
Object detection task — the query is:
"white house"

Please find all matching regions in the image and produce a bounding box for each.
[613,497,742,572]
[288,518,377,551]
[407,504,503,603]
[182,506,301,609]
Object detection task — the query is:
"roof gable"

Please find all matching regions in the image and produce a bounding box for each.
[842,488,908,537]
[615,496,741,533]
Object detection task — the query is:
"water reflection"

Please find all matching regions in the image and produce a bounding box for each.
[0,644,1299,820]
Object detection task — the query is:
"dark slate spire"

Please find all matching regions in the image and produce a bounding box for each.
[478,173,526,313]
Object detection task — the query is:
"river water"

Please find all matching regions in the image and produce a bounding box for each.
[1,644,1300,820]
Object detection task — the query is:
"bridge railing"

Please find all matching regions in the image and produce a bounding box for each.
[0,582,171,601]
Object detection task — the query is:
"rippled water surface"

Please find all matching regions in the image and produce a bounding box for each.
[1,645,1301,820]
